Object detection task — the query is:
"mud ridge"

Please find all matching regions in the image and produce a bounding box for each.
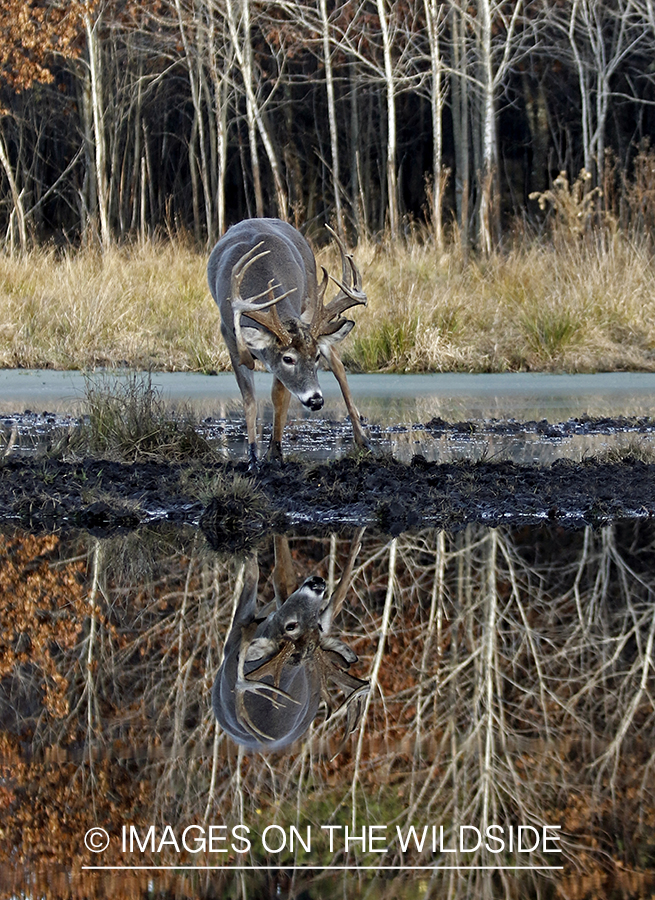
[1,452,655,547]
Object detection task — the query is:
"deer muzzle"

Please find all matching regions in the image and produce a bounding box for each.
[304,391,324,412]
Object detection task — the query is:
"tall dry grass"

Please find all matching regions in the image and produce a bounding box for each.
[2,208,655,375]
[0,240,228,372]
[337,230,655,374]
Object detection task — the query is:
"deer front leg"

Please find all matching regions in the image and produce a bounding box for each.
[233,359,259,468]
[325,347,370,450]
[267,376,291,462]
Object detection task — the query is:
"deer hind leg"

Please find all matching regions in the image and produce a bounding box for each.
[267,376,291,461]
[325,347,370,450]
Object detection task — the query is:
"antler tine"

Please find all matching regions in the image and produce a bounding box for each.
[241,282,295,346]
[311,227,367,337]
[231,241,297,367]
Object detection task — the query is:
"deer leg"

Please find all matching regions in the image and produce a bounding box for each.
[325,347,370,450]
[232,358,259,468]
[273,535,297,603]
[267,376,291,461]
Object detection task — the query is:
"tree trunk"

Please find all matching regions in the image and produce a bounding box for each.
[320,0,344,236]
[424,0,445,249]
[84,10,111,247]
[0,128,27,253]
[451,1,470,254]
[376,0,399,240]
[477,0,496,255]
[226,0,288,220]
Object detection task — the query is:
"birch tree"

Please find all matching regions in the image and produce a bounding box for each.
[319,0,344,236]
[450,0,527,252]
[560,0,643,188]
[423,0,447,249]
[225,0,288,220]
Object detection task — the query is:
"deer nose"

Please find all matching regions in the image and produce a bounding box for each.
[305,392,324,411]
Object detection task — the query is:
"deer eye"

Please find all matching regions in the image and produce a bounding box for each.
[282,355,295,365]
[285,621,298,632]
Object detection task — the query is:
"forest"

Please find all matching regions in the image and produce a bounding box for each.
[3,0,655,253]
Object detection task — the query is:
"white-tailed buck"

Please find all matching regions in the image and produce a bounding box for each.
[212,533,369,753]
[207,218,368,465]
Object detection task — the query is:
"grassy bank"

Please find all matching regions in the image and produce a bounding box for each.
[1,231,655,374]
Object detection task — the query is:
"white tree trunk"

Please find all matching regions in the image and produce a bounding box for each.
[0,130,27,253]
[424,0,445,249]
[85,11,111,247]
[319,0,344,236]
[376,0,399,240]
[477,0,495,255]
[208,0,229,236]
[226,0,288,220]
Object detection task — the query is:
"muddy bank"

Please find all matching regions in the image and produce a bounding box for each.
[1,449,654,546]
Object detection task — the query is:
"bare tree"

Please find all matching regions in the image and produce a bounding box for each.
[563,0,643,189]
[225,0,288,220]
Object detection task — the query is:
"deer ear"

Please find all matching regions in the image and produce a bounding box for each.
[320,635,358,665]
[241,326,275,351]
[318,319,355,350]
[244,636,277,662]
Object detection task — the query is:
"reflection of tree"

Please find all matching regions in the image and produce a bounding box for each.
[1,525,655,897]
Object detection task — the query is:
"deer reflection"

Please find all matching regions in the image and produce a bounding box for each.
[212,532,369,753]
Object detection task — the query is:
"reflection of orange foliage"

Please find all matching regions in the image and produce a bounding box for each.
[0,534,87,717]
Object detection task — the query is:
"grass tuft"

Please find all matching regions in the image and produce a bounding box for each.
[66,372,216,463]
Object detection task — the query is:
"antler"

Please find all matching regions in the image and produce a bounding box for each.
[231,242,297,368]
[310,226,367,338]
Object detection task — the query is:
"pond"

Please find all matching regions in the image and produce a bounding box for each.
[1,371,655,899]
[4,370,655,464]
[2,521,654,900]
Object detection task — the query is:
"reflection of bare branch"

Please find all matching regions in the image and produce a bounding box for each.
[9,523,655,894]
[351,537,397,832]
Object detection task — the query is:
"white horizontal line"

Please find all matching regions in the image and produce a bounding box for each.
[82,865,564,871]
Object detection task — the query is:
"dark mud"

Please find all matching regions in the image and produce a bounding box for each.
[1,425,654,547]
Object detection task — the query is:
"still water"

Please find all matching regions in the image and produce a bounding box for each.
[2,370,654,897]
[2,522,654,899]
[3,370,655,464]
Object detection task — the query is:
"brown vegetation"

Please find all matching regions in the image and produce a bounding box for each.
[2,223,655,375]
[1,525,655,899]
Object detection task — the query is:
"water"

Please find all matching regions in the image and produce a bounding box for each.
[2,370,655,898]
[1,523,654,899]
[3,370,655,463]
[3,369,655,420]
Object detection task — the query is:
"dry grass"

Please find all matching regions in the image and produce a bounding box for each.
[0,240,227,372]
[335,233,655,374]
[1,228,655,374]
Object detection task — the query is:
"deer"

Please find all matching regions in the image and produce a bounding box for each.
[212,531,369,753]
[207,218,368,466]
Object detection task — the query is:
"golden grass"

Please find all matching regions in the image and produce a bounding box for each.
[1,232,655,373]
[332,232,655,373]
[0,241,228,372]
